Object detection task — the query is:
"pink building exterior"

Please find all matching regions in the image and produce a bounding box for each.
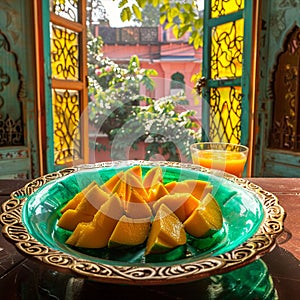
[94,25,203,120]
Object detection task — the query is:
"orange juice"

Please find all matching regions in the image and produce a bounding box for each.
[191,150,247,177]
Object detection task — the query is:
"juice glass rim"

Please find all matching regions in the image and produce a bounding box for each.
[190,142,249,153]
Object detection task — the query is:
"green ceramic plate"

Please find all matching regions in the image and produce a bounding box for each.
[0,160,285,285]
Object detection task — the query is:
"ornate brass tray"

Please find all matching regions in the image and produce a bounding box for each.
[0,161,285,285]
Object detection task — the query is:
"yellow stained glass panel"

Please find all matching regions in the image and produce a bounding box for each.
[51,25,79,80]
[209,86,242,144]
[211,19,244,79]
[211,0,244,18]
[52,89,81,164]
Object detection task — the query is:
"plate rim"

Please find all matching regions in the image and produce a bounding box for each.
[0,160,285,285]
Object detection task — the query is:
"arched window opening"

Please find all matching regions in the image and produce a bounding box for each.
[170,72,185,95]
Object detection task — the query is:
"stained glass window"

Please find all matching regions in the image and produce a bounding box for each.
[211,19,244,79]
[211,0,244,18]
[48,0,87,167]
[210,86,242,144]
[52,89,81,164]
[51,25,79,81]
[202,0,246,144]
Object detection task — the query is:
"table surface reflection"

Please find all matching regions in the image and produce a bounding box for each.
[0,177,300,299]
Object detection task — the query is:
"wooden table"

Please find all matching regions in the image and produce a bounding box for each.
[1,178,300,299]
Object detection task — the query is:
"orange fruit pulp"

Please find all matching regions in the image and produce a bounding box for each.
[192,150,247,177]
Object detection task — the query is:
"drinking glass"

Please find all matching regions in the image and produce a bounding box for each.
[190,142,249,177]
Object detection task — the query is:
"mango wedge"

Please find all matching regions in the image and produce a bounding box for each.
[112,172,148,203]
[148,182,169,204]
[143,166,162,192]
[101,171,124,193]
[66,194,124,248]
[145,204,186,255]
[152,192,200,222]
[126,187,152,218]
[60,181,98,213]
[58,184,110,231]
[165,179,213,201]
[100,166,142,193]
[108,215,151,248]
[183,193,223,237]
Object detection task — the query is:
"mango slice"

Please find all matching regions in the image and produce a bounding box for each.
[125,172,148,201]
[57,210,94,232]
[148,182,169,204]
[111,176,127,201]
[165,179,213,201]
[66,194,124,248]
[126,187,152,219]
[152,193,200,222]
[112,172,149,204]
[145,204,186,255]
[101,171,124,193]
[60,181,98,213]
[127,165,143,178]
[101,166,142,193]
[183,193,223,237]
[143,166,162,192]
[57,184,110,231]
[108,215,151,248]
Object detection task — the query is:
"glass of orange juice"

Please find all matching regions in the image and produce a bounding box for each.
[190,142,249,177]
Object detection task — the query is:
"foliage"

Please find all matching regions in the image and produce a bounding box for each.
[113,0,204,49]
[88,54,157,136]
[108,94,201,162]
[133,3,160,26]
[88,50,201,161]
[87,2,202,162]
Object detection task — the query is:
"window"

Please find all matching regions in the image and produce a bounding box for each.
[170,72,185,95]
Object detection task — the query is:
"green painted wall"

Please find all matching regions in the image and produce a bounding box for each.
[0,1,39,178]
[254,0,300,177]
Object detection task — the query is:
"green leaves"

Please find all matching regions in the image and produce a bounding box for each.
[136,0,147,8]
[120,7,132,22]
[132,4,142,20]
[117,0,143,22]
[88,52,157,137]
[115,0,204,49]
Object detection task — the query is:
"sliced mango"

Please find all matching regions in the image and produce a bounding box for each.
[101,165,142,195]
[125,172,148,201]
[60,181,97,213]
[152,193,200,222]
[57,184,110,231]
[126,165,143,179]
[59,166,223,255]
[148,182,169,204]
[57,210,94,231]
[108,215,151,248]
[143,166,162,192]
[126,187,152,219]
[183,180,213,200]
[145,204,186,255]
[165,179,213,201]
[183,193,223,237]
[111,171,148,203]
[101,171,124,193]
[66,194,124,248]
[111,176,127,201]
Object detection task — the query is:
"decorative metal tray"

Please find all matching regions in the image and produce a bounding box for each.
[0,160,285,285]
